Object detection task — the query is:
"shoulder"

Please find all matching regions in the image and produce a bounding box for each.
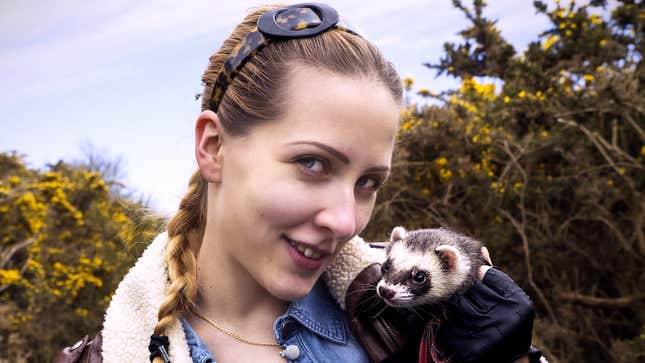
[284,281,369,362]
[323,235,386,309]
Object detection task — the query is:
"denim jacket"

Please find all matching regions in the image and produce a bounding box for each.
[181,280,369,363]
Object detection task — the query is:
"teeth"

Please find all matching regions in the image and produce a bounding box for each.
[303,247,322,259]
[286,237,323,260]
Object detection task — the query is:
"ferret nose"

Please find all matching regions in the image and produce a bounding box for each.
[378,286,395,299]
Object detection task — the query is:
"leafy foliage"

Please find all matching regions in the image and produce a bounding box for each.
[0,151,165,361]
[364,1,644,362]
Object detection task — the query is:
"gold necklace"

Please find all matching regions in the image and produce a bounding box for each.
[189,308,281,348]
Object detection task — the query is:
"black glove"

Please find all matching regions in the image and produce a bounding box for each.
[436,268,538,363]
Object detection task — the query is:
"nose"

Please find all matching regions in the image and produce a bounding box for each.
[314,187,357,241]
[378,285,395,299]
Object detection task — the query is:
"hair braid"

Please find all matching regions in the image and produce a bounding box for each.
[149,3,402,360]
[151,170,206,362]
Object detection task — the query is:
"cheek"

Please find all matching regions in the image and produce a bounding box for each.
[355,199,376,235]
[408,281,431,297]
[249,181,321,227]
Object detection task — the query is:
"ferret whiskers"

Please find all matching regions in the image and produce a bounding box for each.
[346,285,377,296]
[369,303,389,319]
[355,293,380,308]
[406,306,424,320]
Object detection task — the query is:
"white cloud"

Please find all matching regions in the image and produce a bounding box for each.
[0,1,261,103]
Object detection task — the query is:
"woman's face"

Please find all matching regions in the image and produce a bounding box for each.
[207,65,401,301]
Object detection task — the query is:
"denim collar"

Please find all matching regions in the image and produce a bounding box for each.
[279,280,347,344]
[181,316,215,363]
[181,279,347,362]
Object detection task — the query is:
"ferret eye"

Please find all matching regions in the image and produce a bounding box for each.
[381,263,390,275]
[412,271,427,284]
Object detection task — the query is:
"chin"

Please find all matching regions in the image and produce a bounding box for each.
[268,276,318,301]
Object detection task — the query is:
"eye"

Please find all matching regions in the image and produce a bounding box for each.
[412,271,427,284]
[356,175,383,192]
[296,156,327,175]
[381,262,390,275]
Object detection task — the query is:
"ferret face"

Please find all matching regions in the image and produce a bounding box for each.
[376,226,470,307]
[376,242,444,307]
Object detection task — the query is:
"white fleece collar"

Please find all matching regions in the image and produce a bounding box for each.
[102,232,191,363]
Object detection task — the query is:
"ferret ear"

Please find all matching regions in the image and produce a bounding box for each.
[435,245,461,273]
[390,226,407,243]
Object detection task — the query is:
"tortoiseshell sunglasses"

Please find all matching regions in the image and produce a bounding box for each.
[208,2,360,112]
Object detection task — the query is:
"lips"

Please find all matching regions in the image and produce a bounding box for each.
[292,241,322,259]
[282,235,330,260]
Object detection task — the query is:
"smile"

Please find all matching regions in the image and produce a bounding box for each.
[284,236,324,260]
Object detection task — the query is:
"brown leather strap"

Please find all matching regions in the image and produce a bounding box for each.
[54,332,103,363]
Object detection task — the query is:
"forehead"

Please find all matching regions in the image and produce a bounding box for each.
[251,65,400,160]
[388,242,442,275]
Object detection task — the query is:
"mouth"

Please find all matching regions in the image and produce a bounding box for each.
[379,296,422,308]
[381,299,406,308]
[282,234,331,270]
[282,235,328,260]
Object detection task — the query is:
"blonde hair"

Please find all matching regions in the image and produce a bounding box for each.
[152,4,402,357]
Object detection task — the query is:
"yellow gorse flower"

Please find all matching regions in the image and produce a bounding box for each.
[402,76,414,91]
[0,269,21,285]
[439,169,453,181]
[416,88,431,97]
[542,35,560,50]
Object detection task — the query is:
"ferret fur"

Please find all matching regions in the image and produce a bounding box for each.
[376,226,486,307]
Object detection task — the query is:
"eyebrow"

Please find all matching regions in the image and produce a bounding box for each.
[287,140,391,174]
[288,140,349,163]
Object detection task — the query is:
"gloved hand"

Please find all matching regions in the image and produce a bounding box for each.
[436,267,538,363]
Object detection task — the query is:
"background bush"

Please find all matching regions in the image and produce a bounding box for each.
[1,0,642,362]
[0,151,165,361]
[363,1,644,362]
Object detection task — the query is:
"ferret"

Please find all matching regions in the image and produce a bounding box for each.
[376,226,486,308]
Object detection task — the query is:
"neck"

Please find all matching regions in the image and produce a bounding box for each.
[190,217,289,329]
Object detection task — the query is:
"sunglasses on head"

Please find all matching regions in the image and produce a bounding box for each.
[208,2,361,112]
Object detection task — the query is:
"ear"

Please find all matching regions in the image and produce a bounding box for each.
[435,245,460,273]
[195,110,225,182]
[390,226,407,243]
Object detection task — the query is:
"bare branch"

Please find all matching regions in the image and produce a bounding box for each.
[558,291,645,308]
[500,140,557,322]
[0,238,35,270]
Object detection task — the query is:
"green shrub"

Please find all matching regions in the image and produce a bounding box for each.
[364,1,644,362]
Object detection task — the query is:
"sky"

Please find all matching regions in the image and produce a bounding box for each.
[0,0,616,216]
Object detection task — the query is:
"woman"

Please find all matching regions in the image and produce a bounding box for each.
[56,3,539,363]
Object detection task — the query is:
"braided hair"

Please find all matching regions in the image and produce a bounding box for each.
[150,4,402,361]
